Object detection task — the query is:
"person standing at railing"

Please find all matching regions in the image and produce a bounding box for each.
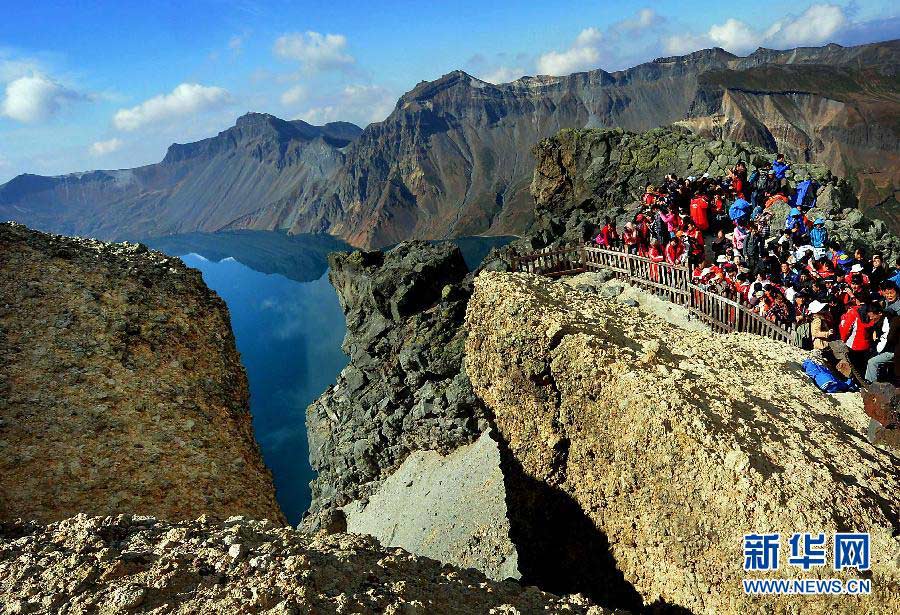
[594,216,619,248]
[665,235,685,265]
[689,192,710,232]
[622,222,640,255]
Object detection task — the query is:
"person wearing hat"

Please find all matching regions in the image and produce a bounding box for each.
[810,218,828,254]
[785,207,809,244]
[809,300,835,350]
[843,264,870,287]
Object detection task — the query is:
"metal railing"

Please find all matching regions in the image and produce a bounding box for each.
[511,244,798,346]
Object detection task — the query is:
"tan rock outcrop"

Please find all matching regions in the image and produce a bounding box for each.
[465,271,900,614]
[0,515,613,614]
[0,223,283,524]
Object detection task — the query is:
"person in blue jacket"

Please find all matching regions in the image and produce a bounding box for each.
[810,218,828,247]
[772,153,790,183]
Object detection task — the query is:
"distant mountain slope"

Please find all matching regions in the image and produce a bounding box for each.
[1,40,897,247]
[230,39,900,247]
[0,114,362,240]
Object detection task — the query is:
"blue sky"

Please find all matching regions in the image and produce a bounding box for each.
[0,0,897,182]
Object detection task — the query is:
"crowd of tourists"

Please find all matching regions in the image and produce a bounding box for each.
[592,154,900,384]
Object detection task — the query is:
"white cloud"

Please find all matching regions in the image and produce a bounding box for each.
[113,83,231,131]
[535,9,660,75]
[537,27,603,75]
[280,84,306,106]
[478,66,526,84]
[273,31,354,72]
[1,73,81,123]
[89,138,123,156]
[299,84,395,127]
[665,4,851,55]
[708,19,760,52]
[664,32,712,55]
[777,4,848,47]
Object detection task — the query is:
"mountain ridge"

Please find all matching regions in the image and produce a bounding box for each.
[1,39,897,247]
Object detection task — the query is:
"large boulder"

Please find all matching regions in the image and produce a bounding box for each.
[0,223,283,524]
[304,241,490,528]
[465,271,900,614]
[344,430,519,582]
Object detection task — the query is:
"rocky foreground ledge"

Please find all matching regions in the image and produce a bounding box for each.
[465,272,900,614]
[0,222,282,523]
[0,515,615,614]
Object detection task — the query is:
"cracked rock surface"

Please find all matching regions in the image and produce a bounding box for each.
[0,514,617,614]
[465,271,900,615]
[0,222,283,524]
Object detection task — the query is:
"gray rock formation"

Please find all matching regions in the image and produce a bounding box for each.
[0,515,611,614]
[344,430,519,582]
[304,241,490,528]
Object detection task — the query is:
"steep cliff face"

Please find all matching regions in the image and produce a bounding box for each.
[0,114,361,241]
[0,222,283,524]
[304,242,490,527]
[0,515,608,614]
[526,127,900,264]
[465,271,900,614]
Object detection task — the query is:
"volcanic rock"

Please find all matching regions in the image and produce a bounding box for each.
[0,222,283,524]
[0,515,614,614]
[465,271,900,614]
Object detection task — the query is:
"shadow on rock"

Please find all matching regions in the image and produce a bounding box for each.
[494,432,646,613]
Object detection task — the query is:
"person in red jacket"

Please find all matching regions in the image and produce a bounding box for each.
[648,239,664,282]
[840,302,884,373]
[595,216,619,248]
[621,222,640,254]
[665,236,685,264]
[689,193,710,231]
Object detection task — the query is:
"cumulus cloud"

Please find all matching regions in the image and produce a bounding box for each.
[273,31,354,72]
[1,73,81,123]
[280,84,306,106]
[89,138,123,156]
[537,27,603,75]
[535,9,661,75]
[299,84,395,127]
[113,83,231,131]
[478,66,527,84]
[664,3,852,55]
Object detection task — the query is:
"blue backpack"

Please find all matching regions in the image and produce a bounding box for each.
[802,359,858,393]
[792,179,819,209]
